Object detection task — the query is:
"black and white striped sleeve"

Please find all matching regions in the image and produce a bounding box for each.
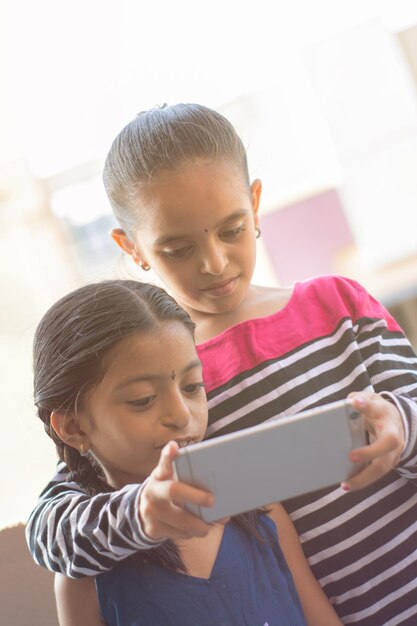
[25,462,162,578]
[353,282,417,485]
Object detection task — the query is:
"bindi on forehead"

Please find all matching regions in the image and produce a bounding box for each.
[170,370,176,380]
[204,228,208,233]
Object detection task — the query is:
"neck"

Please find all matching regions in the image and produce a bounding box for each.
[184,284,292,345]
[175,523,225,579]
[182,283,258,330]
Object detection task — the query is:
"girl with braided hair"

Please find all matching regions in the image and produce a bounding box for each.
[33,278,341,625]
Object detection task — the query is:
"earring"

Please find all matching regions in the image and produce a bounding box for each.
[255,227,261,239]
[79,443,88,456]
[132,250,151,271]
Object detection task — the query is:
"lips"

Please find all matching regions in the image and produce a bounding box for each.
[156,438,197,450]
[202,277,237,296]
[175,439,194,448]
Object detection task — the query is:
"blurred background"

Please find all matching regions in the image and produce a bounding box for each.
[3,1,417,621]
[2,0,417,545]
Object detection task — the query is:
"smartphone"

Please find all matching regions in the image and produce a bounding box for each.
[173,399,367,522]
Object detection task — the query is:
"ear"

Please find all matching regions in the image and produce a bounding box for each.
[111,228,137,260]
[111,228,151,270]
[250,178,262,227]
[50,411,91,454]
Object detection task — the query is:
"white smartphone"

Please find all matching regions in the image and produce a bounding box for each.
[173,399,368,522]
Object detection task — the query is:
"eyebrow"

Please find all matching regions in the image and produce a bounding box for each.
[153,209,250,247]
[115,358,202,391]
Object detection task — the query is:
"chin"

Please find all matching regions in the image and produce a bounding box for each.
[209,291,246,313]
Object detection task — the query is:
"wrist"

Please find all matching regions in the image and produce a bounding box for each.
[380,391,407,460]
[135,480,165,546]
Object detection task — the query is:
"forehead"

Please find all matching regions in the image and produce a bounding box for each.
[135,159,250,230]
[102,323,196,376]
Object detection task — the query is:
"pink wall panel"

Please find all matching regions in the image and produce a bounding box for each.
[260,188,354,284]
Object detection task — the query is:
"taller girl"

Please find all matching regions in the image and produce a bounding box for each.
[28,104,417,625]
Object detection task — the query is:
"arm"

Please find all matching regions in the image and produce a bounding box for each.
[343,391,415,490]
[25,462,161,577]
[345,280,417,489]
[54,573,104,626]
[26,444,213,578]
[268,503,343,626]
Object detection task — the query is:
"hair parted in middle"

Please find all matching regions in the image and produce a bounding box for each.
[33,279,195,489]
[33,278,267,572]
[103,103,251,235]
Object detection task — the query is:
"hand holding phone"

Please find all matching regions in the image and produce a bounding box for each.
[173,399,367,522]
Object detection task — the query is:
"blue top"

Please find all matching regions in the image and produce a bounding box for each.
[96,515,307,626]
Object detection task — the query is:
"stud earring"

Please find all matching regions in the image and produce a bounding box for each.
[79,443,88,456]
[132,250,151,271]
[255,227,261,239]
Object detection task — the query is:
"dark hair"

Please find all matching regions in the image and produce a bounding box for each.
[33,279,266,572]
[34,279,195,485]
[103,103,250,234]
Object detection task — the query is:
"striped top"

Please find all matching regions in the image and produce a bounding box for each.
[26,275,417,624]
[199,275,417,625]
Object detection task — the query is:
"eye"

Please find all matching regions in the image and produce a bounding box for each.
[127,395,156,408]
[161,245,193,259]
[220,225,245,241]
[183,382,205,395]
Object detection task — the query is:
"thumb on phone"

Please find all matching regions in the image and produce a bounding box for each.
[153,440,179,481]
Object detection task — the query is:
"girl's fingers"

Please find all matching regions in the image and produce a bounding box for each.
[140,481,214,540]
[139,453,215,541]
[343,435,399,490]
[343,455,394,491]
[166,480,214,509]
[349,392,383,429]
[349,431,400,464]
[342,392,404,491]
[153,441,178,481]
[143,506,212,540]
[151,441,214,508]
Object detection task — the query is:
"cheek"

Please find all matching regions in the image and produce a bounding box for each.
[158,265,192,291]
[197,404,209,427]
[150,256,182,279]
[245,237,257,265]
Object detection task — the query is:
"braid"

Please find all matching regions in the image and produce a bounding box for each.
[39,408,107,493]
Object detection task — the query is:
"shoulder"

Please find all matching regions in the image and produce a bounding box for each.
[295,275,400,329]
[54,574,104,626]
[294,274,370,315]
[296,274,363,299]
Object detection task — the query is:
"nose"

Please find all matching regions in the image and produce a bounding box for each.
[199,240,228,275]
[161,389,191,430]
